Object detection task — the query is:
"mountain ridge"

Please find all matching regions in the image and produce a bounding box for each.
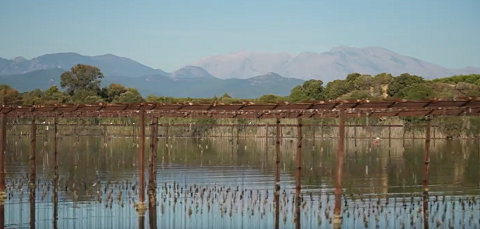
[188,46,480,81]
[0,69,303,98]
[1,46,479,81]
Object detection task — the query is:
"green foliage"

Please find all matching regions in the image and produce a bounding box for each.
[288,79,324,102]
[322,80,349,100]
[60,64,104,96]
[398,84,436,100]
[432,74,480,85]
[387,73,425,98]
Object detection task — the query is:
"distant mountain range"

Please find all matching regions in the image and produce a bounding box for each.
[1,46,479,98]
[0,68,303,98]
[188,46,480,81]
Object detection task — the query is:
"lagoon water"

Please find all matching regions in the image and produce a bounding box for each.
[2,134,480,229]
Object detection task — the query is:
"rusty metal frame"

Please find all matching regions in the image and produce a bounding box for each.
[1,97,480,118]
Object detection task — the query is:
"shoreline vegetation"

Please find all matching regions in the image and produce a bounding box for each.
[1,64,480,139]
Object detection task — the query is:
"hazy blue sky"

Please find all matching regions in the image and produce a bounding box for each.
[1,0,479,71]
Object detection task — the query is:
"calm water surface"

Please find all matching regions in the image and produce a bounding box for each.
[2,135,480,229]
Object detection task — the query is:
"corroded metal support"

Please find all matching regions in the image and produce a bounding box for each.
[29,117,36,189]
[0,203,4,229]
[333,109,345,226]
[294,118,302,229]
[53,115,58,178]
[423,117,431,195]
[136,110,147,214]
[53,115,58,229]
[148,116,157,190]
[0,112,6,200]
[388,125,392,151]
[138,215,145,229]
[165,123,170,155]
[274,118,281,229]
[29,181,36,229]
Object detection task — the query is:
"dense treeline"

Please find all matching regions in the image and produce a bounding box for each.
[2,64,480,105]
[1,64,480,138]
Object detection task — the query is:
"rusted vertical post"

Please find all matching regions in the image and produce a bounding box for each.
[29,182,36,229]
[29,117,36,189]
[423,117,431,195]
[402,124,406,148]
[0,202,4,229]
[29,115,37,229]
[103,125,107,146]
[148,116,157,190]
[52,115,58,229]
[165,123,169,155]
[0,101,4,222]
[137,110,146,214]
[422,118,431,229]
[294,118,302,229]
[354,124,357,148]
[366,114,371,151]
[265,124,268,152]
[274,118,281,229]
[334,109,345,226]
[148,117,157,229]
[53,115,58,178]
[388,125,391,152]
[138,215,145,229]
[0,112,6,200]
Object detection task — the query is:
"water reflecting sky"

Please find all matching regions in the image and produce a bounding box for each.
[2,135,480,229]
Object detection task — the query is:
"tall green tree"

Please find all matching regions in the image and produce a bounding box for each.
[60,64,104,96]
[387,73,425,98]
[288,79,324,102]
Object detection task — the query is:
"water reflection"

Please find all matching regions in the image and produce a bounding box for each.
[1,135,479,229]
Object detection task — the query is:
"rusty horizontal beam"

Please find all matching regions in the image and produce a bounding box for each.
[8,123,439,128]
[3,107,480,118]
[1,98,480,118]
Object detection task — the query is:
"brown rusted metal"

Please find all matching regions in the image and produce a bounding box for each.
[0,203,4,229]
[165,124,170,156]
[2,98,480,118]
[29,117,36,188]
[294,118,302,229]
[0,112,6,197]
[148,116,157,190]
[138,215,145,229]
[274,118,281,229]
[29,182,36,229]
[423,117,431,195]
[334,109,345,219]
[138,110,146,205]
[53,115,58,177]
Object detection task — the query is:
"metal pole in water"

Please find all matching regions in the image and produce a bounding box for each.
[29,116,36,189]
[333,109,345,227]
[294,118,302,229]
[29,116,36,229]
[137,109,147,214]
[274,118,281,229]
[423,117,431,194]
[0,111,6,200]
[422,116,431,229]
[0,202,4,229]
[149,116,157,190]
